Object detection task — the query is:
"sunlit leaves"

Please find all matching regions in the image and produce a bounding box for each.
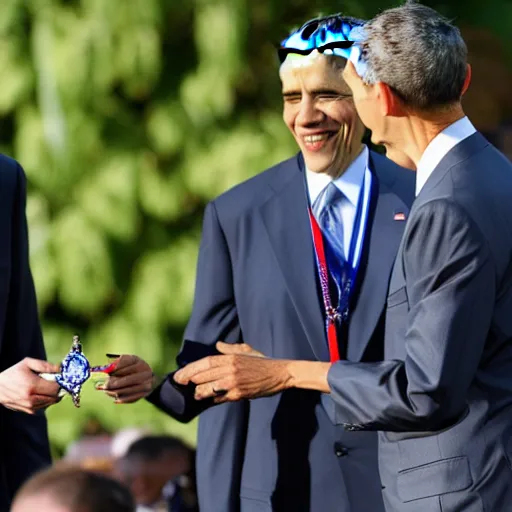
[27,193,57,310]
[138,151,189,222]
[0,39,33,114]
[146,101,188,157]
[0,0,25,36]
[77,153,139,242]
[180,0,247,122]
[127,236,199,328]
[53,208,114,316]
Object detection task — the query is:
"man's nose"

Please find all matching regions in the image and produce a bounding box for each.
[296,99,324,126]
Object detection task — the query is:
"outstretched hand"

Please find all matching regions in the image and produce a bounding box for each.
[173,341,291,403]
[98,355,155,404]
[0,358,61,414]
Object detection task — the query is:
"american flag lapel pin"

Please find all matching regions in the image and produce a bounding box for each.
[393,211,406,221]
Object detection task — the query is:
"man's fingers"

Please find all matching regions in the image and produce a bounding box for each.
[24,358,60,374]
[216,342,264,357]
[31,377,61,397]
[216,342,248,354]
[188,366,231,385]
[114,392,147,404]
[103,372,152,391]
[104,383,152,399]
[106,355,139,373]
[174,355,230,384]
[194,375,234,400]
[24,394,58,411]
[194,382,217,400]
[213,390,239,404]
[174,359,211,384]
[109,363,140,378]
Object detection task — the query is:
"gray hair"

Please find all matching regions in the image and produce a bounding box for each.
[361,2,467,109]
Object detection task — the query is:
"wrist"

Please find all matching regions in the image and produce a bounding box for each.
[284,360,300,389]
[285,360,332,393]
[151,372,164,392]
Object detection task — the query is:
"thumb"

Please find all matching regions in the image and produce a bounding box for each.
[23,358,61,374]
[216,342,264,357]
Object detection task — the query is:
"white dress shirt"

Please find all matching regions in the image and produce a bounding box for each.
[416,116,476,196]
[306,146,369,260]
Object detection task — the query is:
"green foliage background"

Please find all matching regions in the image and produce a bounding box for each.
[0,0,509,454]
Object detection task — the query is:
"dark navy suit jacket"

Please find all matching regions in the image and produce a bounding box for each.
[328,134,512,511]
[0,155,51,508]
[149,151,415,511]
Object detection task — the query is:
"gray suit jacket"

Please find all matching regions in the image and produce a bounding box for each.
[328,133,512,511]
[149,151,415,512]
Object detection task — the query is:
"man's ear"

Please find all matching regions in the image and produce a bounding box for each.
[461,64,472,96]
[376,82,405,117]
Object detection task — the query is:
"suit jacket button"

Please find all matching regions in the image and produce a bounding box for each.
[334,442,348,457]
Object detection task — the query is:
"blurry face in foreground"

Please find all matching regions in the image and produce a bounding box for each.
[280,53,365,177]
[12,493,69,512]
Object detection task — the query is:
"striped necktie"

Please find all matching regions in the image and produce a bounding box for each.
[312,181,346,263]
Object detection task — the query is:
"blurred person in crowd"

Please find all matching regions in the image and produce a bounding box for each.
[0,156,61,508]
[110,426,153,459]
[113,435,197,512]
[100,13,416,512]
[64,415,113,473]
[11,465,135,512]
[150,3,512,512]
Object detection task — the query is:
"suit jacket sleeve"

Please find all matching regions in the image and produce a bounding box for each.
[328,199,495,431]
[147,200,245,420]
[0,163,51,498]
[147,201,249,510]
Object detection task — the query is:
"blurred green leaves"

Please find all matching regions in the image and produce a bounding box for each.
[0,0,507,452]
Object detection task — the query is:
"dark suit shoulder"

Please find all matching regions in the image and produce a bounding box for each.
[0,155,24,210]
[0,153,19,168]
[0,153,22,181]
[418,138,512,211]
[413,137,512,277]
[370,151,416,208]
[211,153,301,220]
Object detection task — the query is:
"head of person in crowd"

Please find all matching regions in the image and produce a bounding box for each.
[63,416,114,473]
[113,435,194,509]
[278,14,375,178]
[342,1,472,168]
[11,466,135,512]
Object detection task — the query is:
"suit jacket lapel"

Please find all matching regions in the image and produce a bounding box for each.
[259,156,328,362]
[347,155,412,362]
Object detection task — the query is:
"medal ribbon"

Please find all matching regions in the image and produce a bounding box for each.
[308,169,372,362]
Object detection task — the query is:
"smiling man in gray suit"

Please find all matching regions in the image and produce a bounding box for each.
[172,3,512,511]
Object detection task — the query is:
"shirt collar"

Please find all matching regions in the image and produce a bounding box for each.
[416,116,476,196]
[306,146,369,206]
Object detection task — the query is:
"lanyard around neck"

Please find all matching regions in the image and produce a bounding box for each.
[308,168,372,362]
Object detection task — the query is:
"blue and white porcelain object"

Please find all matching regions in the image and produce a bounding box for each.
[40,334,91,407]
[54,335,91,407]
[40,334,119,407]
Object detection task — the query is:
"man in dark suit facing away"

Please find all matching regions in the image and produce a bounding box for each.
[103,15,415,512]
[0,155,61,509]
[171,4,512,512]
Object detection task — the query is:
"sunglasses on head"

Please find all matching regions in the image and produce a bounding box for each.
[277,40,355,64]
